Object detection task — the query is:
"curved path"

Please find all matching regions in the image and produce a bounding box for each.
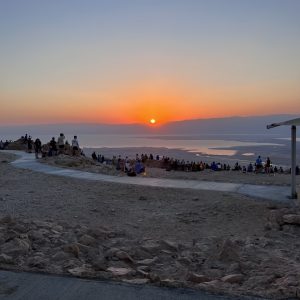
[5,150,293,203]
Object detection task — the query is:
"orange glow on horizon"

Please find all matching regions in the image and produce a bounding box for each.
[1,79,300,125]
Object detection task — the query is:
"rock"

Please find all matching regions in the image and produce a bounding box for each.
[136,257,158,265]
[28,230,45,242]
[177,257,191,266]
[63,244,80,258]
[78,234,97,246]
[32,220,53,228]
[217,239,240,262]
[115,250,134,263]
[27,256,47,269]
[122,278,149,284]
[141,240,160,254]
[11,224,28,233]
[268,210,285,226]
[221,274,244,284]
[86,228,110,239]
[276,275,299,287]
[136,266,150,276]
[227,262,241,273]
[160,240,178,252]
[104,247,119,260]
[282,214,300,225]
[107,267,134,276]
[0,253,13,264]
[0,215,14,224]
[52,225,63,232]
[187,273,210,283]
[139,196,147,201]
[91,257,108,271]
[148,272,160,283]
[68,266,93,277]
[1,238,30,255]
[52,251,69,261]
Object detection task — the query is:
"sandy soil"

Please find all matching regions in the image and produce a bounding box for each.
[1,151,300,299]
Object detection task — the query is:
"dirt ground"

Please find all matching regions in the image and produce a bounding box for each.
[1,152,300,299]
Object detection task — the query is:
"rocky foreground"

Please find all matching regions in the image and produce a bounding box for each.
[1,210,300,299]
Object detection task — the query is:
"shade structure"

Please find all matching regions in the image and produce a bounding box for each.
[267,117,299,199]
[267,117,300,129]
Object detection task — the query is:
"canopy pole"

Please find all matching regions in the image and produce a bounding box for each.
[291,125,297,199]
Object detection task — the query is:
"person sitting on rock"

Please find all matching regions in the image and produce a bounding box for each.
[135,160,145,174]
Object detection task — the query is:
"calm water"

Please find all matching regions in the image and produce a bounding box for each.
[1,133,282,157]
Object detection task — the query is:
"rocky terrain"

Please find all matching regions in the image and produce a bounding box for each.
[0,209,300,299]
[1,151,300,299]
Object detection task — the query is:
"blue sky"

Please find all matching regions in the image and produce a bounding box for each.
[1,0,300,124]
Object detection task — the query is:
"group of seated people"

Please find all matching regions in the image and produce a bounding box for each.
[101,152,300,176]
[0,140,10,150]
[91,152,146,176]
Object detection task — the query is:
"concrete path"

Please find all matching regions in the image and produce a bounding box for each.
[3,150,293,203]
[0,270,262,300]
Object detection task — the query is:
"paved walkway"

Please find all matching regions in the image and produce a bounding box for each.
[0,270,263,300]
[4,150,294,203]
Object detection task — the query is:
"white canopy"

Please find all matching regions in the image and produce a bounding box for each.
[267,117,300,129]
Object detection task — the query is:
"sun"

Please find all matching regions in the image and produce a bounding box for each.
[150,118,156,124]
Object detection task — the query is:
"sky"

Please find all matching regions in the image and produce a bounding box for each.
[0,0,300,125]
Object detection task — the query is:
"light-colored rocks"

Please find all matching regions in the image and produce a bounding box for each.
[136,257,158,265]
[141,240,160,254]
[160,240,178,252]
[68,266,93,277]
[221,274,244,284]
[107,267,134,276]
[187,273,210,283]
[1,238,30,256]
[0,253,13,264]
[122,278,149,284]
[115,250,134,263]
[78,234,97,246]
[27,256,47,269]
[282,214,300,225]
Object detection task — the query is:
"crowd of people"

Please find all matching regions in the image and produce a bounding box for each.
[1,135,299,176]
[88,150,300,177]
[18,133,82,158]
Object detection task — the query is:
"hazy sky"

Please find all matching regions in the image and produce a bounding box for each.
[1,0,300,125]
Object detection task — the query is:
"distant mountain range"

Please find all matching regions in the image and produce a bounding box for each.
[0,114,299,137]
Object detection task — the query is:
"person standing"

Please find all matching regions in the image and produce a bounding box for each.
[27,136,33,153]
[57,133,65,154]
[71,136,79,156]
[34,138,42,159]
[49,137,57,156]
[265,157,271,174]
